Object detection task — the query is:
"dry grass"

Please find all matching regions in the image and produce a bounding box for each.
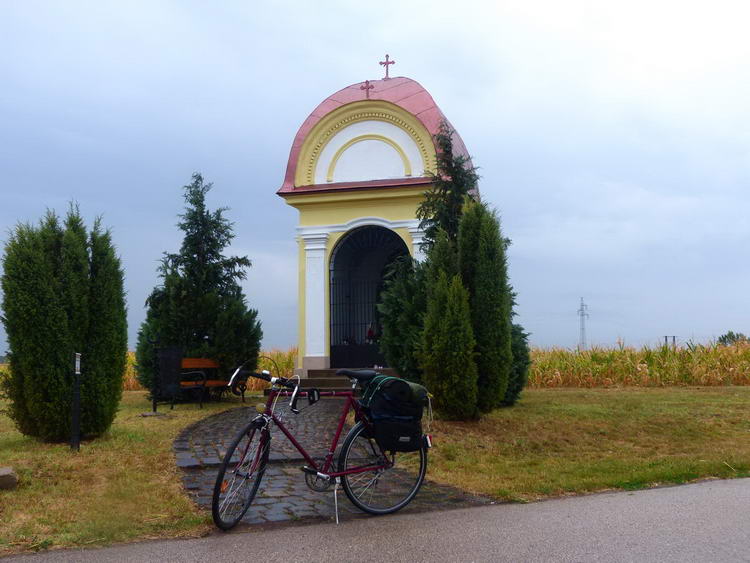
[0,390,256,555]
[529,342,750,387]
[429,387,750,502]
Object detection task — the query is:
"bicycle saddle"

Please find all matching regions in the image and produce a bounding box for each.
[335,369,379,383]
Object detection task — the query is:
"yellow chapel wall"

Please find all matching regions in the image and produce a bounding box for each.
[288,187,427,369]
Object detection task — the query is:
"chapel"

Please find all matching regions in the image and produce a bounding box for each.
[278,63,471,377]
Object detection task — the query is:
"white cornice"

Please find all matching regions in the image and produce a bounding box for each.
[297,217,420,238]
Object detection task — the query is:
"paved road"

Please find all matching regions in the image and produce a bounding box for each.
[4,478,749,562]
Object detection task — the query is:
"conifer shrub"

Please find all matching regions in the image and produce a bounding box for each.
[424,229,458,289]
[420,272,478,419]
[717,331,748,346]
[135,174,262,392]
[458,201,513,411]
[1,208,127,441]
[378,120,530,418]
[504,323,531,405]
[416,121,479,245]
[377,257,426,383]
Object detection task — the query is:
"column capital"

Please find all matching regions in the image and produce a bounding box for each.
[298,230,329,252]
[407,224,427,262]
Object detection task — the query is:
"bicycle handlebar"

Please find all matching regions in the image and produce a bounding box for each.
[227,365,297,391]
[254,371,297,390]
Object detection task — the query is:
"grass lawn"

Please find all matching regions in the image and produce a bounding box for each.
[0,391,253,555]
[429,387,750,501]
[1,387,749,554]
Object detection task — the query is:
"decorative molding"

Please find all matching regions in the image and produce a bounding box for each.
[294,100,437,187]
[325,134,412,183]
[407,224,427,262]
[297,217,420,239]
[299,232,329,251]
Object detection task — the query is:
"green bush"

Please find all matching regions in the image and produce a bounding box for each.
[379,120,529,418]
[458,201,513,412]
[504,323,530,405]
[416,121,479,246]
[717,331,748,346]
[377,257,426,383]
[1,208,127,441]
[420,272,478,420]
[136,173,262,392]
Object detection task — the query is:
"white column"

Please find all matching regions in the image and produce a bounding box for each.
[407,225,427,262]
[301,232,329,366]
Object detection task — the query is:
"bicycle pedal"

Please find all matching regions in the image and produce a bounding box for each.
[300,466,317,475]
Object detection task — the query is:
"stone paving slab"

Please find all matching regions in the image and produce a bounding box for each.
[175,397,494,525]
[174,398,348,468]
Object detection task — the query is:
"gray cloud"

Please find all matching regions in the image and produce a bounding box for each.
[1,0,749,353]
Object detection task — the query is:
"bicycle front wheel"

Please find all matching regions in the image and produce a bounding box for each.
[212,419,269,530]
[338,421,427,515]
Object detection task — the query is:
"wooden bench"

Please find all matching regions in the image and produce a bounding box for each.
[179,358,246,403]
[153,349,247,412]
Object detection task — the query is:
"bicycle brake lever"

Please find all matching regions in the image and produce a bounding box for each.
[290,384,300,414]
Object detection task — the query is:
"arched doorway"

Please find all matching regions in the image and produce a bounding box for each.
[329,226,409,368]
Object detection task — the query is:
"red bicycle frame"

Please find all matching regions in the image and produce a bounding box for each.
[261,388,390,478]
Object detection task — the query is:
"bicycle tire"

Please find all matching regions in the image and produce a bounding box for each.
[211,418,269,530]
[338,421,427,515]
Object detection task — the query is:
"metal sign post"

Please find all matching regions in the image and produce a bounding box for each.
[70,353,81,451]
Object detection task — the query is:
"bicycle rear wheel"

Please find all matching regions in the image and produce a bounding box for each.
[212,419,269,530]
[338,421,427,515]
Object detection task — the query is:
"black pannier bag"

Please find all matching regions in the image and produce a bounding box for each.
[360,375,428,452]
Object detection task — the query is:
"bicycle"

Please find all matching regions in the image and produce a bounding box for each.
[211,367,429,530]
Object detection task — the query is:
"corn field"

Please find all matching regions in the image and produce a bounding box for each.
[122,351,140,390]
[20,343,750,392]
[529,341,750,387]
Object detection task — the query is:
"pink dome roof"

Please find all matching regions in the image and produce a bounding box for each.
[279,77,470,194]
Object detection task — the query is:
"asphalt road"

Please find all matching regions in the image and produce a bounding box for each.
[4,478,749,562]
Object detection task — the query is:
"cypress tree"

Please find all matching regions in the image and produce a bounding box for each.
[416,121,479,247]
[425,228,458,289]
[420,273,478,420]
[1,209,127,441]
[83,222,127,434]
[60,208,90,355]
[458,202,513,411]
[2,217,68,439]
[377,256,426,383]
[504,323,531,406]
[136,173,262,391]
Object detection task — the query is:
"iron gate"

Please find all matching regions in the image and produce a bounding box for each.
[329,226,408,368]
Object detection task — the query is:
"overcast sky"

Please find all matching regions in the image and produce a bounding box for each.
[2,0,749,352]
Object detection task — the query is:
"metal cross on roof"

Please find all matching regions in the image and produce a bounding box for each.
[360,79,374,99]
[379,54,395,79]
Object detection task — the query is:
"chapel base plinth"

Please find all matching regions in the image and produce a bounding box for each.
[301,355,330,376]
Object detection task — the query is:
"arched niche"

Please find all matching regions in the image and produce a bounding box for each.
[328,225,409,368]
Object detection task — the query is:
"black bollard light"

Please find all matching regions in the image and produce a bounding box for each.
[70,352,81,451]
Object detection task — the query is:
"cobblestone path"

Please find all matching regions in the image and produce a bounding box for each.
[175,398,493,525]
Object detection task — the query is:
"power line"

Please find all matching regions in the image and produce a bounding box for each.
[577,297,589,350]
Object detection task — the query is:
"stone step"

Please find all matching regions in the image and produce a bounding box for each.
[263,379,352,395]
[263,368,400,394]
[302,377,350,389]
[305,368,399,391]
